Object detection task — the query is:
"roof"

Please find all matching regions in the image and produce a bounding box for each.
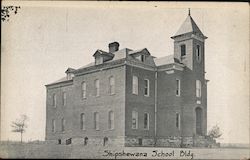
[65,67,76,73]
[154,55,175,66]
[93,49,114,57]
[173,15,204,37]
[46,76,70,86]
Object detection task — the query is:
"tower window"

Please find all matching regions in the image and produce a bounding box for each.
[196,80,202,97]
[181,45,186,56]
[196,45,201,62]
[176,79,181,96]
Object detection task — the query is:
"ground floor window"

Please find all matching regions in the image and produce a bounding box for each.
[103,137,108,146]
[84,137,88,145]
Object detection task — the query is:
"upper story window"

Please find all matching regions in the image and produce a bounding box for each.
[196,45,201,62]
[63,92,66,106]
[61,118,65,132]
[180,45,186,56]
[144,79,150,96]
[141,55,145,62]
[132,76,138,95]
[176,113,181,130]
[132,110,138,129]
[108,111,114,130]
[94,79,100,97]
[52,94,57,108]
[80,113,86,130]
[143,113,149,130]
[94,112,100,130]
[82,82,86,99]
[109,76,115,95]
[52,119,56,132]
[176,79,181,96]
[196,80,202,98]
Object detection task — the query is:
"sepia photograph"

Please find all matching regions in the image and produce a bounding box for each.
[1,1,249,159]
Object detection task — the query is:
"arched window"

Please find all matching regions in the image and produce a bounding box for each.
[52,119,56,132]
[82,82,86,99]
[94,112,99,130]
[132,76,138,95]
[108,111,114,130]
[61,118,65,132]
[94,79,100,97]
[52,94,56,108]
[132,110,138,129]
[196,80,202,97]
[63,92,66,106]
[109,76,115,95]
[80,113,86,130]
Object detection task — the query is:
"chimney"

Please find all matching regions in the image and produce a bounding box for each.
[108,42,119,53]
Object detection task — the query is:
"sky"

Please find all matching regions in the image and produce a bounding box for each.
[1,1,249,144]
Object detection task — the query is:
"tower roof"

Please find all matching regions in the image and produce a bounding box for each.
[172,11,206,38]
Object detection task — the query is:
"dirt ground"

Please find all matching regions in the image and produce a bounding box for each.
[0,142,249,159]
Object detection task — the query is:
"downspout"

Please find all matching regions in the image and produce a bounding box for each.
[154,70,158,146]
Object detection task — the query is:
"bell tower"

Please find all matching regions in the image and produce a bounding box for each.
[171,9,207,72]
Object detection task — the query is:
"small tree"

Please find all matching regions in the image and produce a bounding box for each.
[208,124,222,140]
[11,114,28,143]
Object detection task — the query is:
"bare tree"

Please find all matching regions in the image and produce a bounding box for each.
[11,114,28,143]
[208,124,222,140]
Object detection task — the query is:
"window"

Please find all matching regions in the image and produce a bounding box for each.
[103,137,108,146]
[63,92,66,106]
[181,45,186,56]
[196,80,202,97]
[84,137,88,145]
[176,113,180,130]
[108,111,114,130]
[141,55,145,62]
[82,82,86,99]
[132,110,138,129]
[132,76,138,95]
[144,79,149,96]
[109,76,115,95]
[143,113,149,130]
[94,79,100,97]
[196,45,201,62]
[52,94,56,108]
[94,112,99,130]
[80,113,86,130]
[52,119,56,132]
[176,79,181,96]
[61,118,65,132]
